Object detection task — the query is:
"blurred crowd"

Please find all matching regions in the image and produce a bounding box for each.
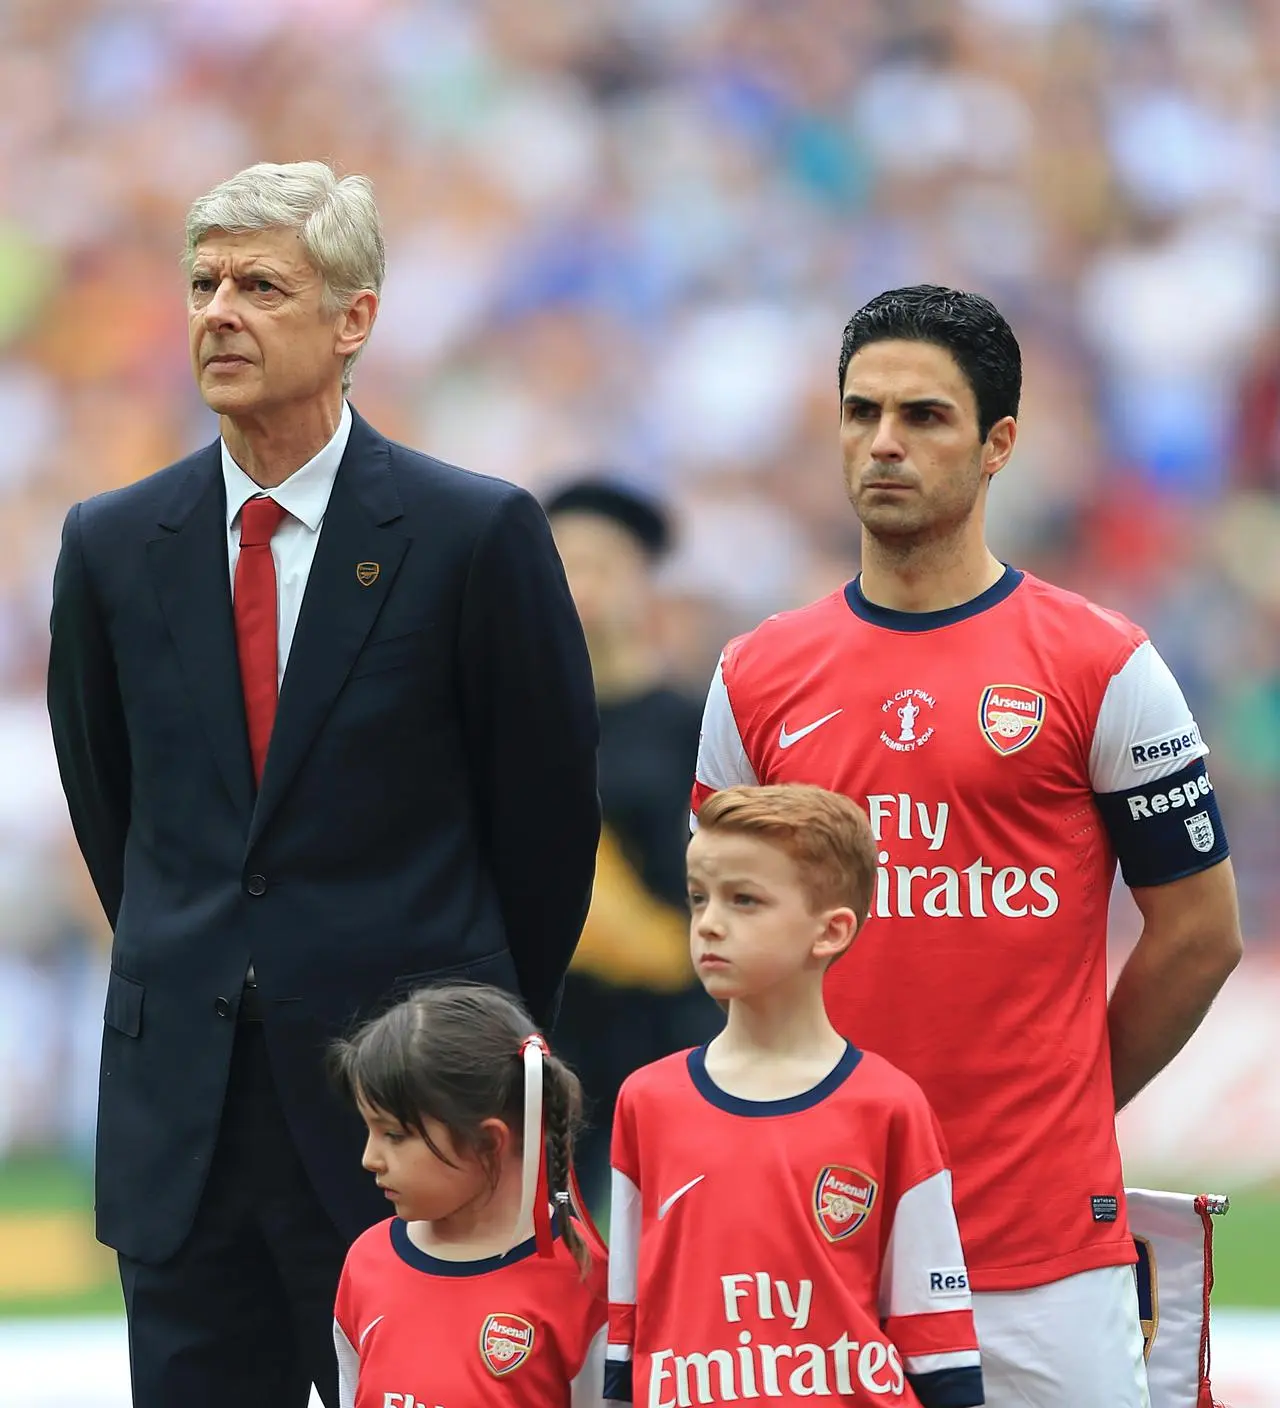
[2,0,1279,1158]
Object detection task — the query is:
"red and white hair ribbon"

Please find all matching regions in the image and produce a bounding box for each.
[516,1034,555,1258]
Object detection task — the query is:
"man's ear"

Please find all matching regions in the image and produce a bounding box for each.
[982,415,1017,483]
[335,289,379,360]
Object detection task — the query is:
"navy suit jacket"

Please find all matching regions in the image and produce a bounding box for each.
[47,409,600,1263]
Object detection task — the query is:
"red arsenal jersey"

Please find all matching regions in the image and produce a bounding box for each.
[605,1045,982,1407]
[693,569,1229,1291]
[334,1217,608,1408]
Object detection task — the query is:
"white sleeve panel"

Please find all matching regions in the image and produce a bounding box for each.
[333,1319,359,1408]
[1089,639,1209,794]
[903,1348,983,1377]
[607,1167,642,1309]
[694,657,759,802]
[878,1169,972,1321]
[571,1323,610,1408]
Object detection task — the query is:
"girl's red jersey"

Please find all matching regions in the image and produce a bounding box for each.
[334,1217,607,1408]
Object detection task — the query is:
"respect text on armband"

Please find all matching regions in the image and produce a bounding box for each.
[1126,772,1213,821]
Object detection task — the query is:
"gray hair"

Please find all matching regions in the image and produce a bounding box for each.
[184,161,385,392]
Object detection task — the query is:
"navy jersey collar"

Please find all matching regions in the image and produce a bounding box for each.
[845,564,1023,632]
[688,1041,862,1117]
[390,1213,561,1276]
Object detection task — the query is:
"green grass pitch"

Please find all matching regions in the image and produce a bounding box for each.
[0,1155,1275,1317]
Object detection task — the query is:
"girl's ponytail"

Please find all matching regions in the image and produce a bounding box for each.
[541,1052,593,1273]
[515,1035,600,1275]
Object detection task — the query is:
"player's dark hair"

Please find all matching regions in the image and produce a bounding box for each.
[331,983,590,1271]
[837,284,1021,441]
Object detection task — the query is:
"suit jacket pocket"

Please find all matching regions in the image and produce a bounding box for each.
[347,629,426,680]
[104,969,144,1038]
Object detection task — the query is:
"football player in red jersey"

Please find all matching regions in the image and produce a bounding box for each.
[692,285,1242,1406]
[330,984,607,1407]
[606,784,982,1408]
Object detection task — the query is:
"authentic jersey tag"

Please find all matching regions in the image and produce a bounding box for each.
[1092,1195,1119,1223]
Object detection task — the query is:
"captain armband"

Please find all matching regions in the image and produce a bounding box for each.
[1094,758,1229,888]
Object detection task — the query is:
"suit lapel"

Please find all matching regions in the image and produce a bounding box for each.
[147,449,256,816]
[248,417,408,850]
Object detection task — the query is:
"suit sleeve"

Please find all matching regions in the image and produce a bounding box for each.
[456,487,601,1029]
[878,1099,983,1408]
[46,502,131,927]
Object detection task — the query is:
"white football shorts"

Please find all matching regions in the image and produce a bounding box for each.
[972,1263,1150,1407]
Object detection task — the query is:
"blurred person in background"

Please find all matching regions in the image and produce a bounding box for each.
[693,285,1243,1406]
[45,161,599,1408]
[545,476,721,1211]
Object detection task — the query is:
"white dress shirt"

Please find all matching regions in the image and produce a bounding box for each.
[222,400,352,689]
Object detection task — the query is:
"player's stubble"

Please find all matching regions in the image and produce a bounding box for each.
[844,442,990,575]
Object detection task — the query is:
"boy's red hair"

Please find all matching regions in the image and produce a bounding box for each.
[696,784,876,918]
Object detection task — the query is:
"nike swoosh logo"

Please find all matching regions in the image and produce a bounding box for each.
[658,1175,705,1220]
[778,710,843,749]
[359,1315,384,1347]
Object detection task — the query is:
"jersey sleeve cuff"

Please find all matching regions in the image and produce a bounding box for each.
[604,1349,633,1403]
[906,1361,985,1408]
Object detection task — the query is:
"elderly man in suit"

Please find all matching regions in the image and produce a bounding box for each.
[47,161,600,1408]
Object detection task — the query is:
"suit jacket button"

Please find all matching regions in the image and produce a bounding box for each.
[214,997,231,1018]
[246,874,267,896]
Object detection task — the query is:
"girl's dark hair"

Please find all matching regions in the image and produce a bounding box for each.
[330,982,590,1271]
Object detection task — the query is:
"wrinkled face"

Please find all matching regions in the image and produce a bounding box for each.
[551,512,651,643]
[686,830,848,1001]
[840,339,1011,545]
[188,227,348,418]
[357,1100,491,1225]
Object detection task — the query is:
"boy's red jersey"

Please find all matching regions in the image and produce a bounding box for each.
[605,1045,982,1407]
[334,1217,607,1408]
[693,569,1229,1290]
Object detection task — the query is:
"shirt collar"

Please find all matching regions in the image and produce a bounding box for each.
[222,400,352,533]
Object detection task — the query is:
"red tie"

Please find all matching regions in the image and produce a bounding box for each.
[234,496,288,786]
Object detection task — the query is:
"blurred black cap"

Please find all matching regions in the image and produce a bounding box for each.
[543,475,672,559]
